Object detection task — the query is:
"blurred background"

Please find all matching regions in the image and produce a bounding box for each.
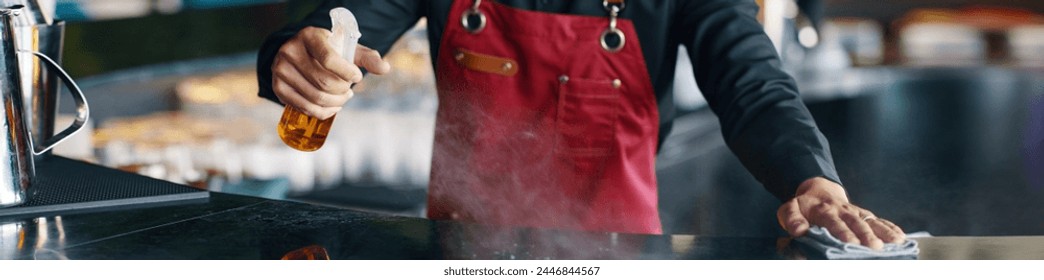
[45,0,1044,237]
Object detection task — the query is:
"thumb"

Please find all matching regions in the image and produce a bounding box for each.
[354,45,392,75]
[777,199,810,237]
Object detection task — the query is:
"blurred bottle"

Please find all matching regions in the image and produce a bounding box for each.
[280,245,330,260]
[277,8,360,152]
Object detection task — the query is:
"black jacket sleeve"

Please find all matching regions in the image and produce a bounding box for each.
[676,0,841,201]
[257,0,426,104]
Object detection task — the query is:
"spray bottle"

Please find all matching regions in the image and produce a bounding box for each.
[278,7,361,151]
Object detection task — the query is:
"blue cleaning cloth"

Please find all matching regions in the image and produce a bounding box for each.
[795,226,920,260]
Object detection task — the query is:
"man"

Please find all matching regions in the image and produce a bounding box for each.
[257,0,905,249]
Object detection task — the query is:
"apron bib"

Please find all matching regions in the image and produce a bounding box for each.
[428,0,662,234]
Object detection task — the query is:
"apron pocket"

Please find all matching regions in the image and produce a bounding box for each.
[556,77,620,156]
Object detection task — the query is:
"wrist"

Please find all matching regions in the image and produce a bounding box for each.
[795,177,849,203]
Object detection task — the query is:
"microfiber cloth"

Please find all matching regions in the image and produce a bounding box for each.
[794,226,920,260]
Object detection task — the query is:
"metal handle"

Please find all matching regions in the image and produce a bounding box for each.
[22,50,89,155]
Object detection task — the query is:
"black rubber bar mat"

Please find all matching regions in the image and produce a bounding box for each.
[0,156,209,218]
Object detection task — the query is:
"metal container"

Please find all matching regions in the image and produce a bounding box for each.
[17,21,65,159]
[2,0,62,159]
[0,6,89,208]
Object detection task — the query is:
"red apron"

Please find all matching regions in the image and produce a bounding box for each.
[428,0,662,234]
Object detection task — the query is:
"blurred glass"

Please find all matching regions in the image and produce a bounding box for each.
[1008,25,1044,67]
[894,7,1044,66]
[900,22,985,66]
[828,18,884,66]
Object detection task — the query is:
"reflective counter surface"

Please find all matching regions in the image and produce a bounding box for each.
[657,67,1044,237]
[1,192,1042,260]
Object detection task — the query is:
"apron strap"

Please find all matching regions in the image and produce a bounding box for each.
[460,0,627,52]
[601,0,626,52]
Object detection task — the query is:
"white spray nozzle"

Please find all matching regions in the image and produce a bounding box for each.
[330,7,361,63]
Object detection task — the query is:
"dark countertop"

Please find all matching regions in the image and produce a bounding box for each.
[2,190,1042,260]
[657,67,1044,237]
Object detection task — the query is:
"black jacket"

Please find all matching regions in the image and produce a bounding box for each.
[256,0,841,201]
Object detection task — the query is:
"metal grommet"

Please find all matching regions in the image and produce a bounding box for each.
[600,0,625,53]
[461,8,487,34]
[602,0,625,13]
[559,75,570,84]
[600,28,626,53]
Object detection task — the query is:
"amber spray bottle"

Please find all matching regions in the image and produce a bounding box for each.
[278,7,360,151]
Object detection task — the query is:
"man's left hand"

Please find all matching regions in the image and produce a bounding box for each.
[776,177,906,250]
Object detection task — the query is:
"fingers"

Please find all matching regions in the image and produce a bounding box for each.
[301,28,363,83]
[272,54,349,119]
[273,78,342,120]
[870,218,907,244]
[818,213,860,245]
[273,27,366,119]
[777,200,809,237]
[840,211,883,250]
[791,183,906,250]
[273,58,353,107]
[806,202,861,244]
[810,204,886,249]
[270,27,390,120]
[355,45,392,75]
[280,27,355,91]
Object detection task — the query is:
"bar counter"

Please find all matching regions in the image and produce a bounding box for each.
[1,161,1041,260]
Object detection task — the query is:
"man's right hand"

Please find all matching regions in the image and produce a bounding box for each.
[272,26,391,120]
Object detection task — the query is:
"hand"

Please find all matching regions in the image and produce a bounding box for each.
[272,26,392,119]
[776,177,906,250]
